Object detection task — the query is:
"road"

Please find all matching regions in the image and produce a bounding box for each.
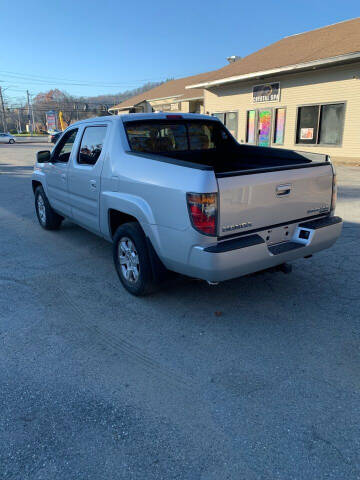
[13,136,49,143]
[0,143,359,480]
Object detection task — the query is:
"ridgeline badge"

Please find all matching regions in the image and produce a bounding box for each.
[222,222,252,233]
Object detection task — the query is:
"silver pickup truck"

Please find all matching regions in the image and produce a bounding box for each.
[32,113,342,295]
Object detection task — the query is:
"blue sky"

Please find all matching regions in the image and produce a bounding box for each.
[0,0,359,102]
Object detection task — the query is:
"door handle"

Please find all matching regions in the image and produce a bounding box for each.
[61,173,67,181]
[90,179,97,189]
[276,184,292,196]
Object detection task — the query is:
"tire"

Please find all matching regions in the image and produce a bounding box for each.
[34,185,63,230]
[9,139,15,144]
[113,222,155,296]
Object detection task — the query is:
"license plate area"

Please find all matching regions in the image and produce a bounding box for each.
[264,224,297,245]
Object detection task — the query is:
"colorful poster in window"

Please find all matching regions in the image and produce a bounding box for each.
[247,110,256,143]
[300,128,314,140]
[258,110,271,147]
[274,108,285,144]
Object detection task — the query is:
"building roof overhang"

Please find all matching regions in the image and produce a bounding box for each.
[108,95,204,112]
[186,51,360,89]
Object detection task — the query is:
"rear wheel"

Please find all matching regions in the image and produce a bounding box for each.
[9,139,15,144]
[34,186,63,230]
[113,222,155,296]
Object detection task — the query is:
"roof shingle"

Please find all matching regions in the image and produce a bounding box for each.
[109,70,218,110]
[188,17,360,87]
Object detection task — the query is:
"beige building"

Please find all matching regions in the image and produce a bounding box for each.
[187,18,360,160]
[109,18,360,161]
[108,70,218,115]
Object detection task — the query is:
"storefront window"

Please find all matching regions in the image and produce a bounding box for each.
[213,112,238,138]
[273,108,286,145]
[213,112,225,124]
[319,104,345,145]
[246,110,256,144]
[296,103,345,145]
[296,105,319,144]
[225,112,238,138]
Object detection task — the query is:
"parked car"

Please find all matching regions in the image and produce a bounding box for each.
[48,131,62,144]
[0,133,15,144]
[32,113,342,296]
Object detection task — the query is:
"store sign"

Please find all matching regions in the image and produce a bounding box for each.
[46,110,57,131]
[253,83,280,103]
[158,103,180,111]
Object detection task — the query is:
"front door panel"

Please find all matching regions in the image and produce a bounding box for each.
[258,109,272,147]
[68,124,108,233]
[68,164,102,233]
[45,162,71,216]
[46,128,79,217]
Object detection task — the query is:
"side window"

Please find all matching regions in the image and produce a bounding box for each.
[273,108,286,145]
[296,106,319,145]
[225,112,238,139]
[53,129,78,163]
[188,124,216,150]
[246,110,256,144]
[78,126,107,165]
[212,112,238,138]
[213,113,225,124]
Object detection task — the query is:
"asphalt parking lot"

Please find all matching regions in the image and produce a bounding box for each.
[0,143,359,480]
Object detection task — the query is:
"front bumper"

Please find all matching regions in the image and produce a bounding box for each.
[187,216,343,282]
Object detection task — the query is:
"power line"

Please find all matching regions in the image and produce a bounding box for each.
[0,73,165,89]
[0,68,164,83]
[0,69,179,88]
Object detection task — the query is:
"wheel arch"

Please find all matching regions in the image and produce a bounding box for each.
[32,180,43,194]
[108,209,140,238]
[110,212,167,286]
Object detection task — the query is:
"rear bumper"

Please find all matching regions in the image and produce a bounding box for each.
[187,216,343,282]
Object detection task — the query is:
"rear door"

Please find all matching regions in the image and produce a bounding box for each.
[68,124,108,233]
[45,128,79,217]
[217,165,333,237]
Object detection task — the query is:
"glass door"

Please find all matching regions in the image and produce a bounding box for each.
[257,109,272,147]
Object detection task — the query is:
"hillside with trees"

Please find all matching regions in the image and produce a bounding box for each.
[3,80,168,133]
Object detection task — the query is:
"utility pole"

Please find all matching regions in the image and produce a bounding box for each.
[26,90,35,133]
[0,86,8,132]
[26,90,31,133]
[17,108,22,133]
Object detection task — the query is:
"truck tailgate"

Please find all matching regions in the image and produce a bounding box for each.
[217,164,333,237]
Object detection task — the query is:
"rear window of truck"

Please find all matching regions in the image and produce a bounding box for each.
[124,120,232,153]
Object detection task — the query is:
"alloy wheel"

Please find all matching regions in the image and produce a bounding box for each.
[118,237,140,283]
[37,194,46,224]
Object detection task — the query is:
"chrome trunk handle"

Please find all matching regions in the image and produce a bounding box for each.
[276,184,292,196]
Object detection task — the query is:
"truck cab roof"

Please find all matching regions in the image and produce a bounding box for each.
[69,113,219,128]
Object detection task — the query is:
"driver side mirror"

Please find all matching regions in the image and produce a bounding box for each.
[37,150,51,163]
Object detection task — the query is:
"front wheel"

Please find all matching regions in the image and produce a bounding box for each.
[113,222,155,296]
[35,186,63,230]
[9,139,15,144]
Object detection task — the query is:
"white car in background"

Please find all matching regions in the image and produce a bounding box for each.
[0,133,16,144]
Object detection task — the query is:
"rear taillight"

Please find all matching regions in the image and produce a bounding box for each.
[331,169,337,214]
[331,170,337,214]
[186,193,217,236]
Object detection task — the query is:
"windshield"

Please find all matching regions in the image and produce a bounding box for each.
[124,120,234,154]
